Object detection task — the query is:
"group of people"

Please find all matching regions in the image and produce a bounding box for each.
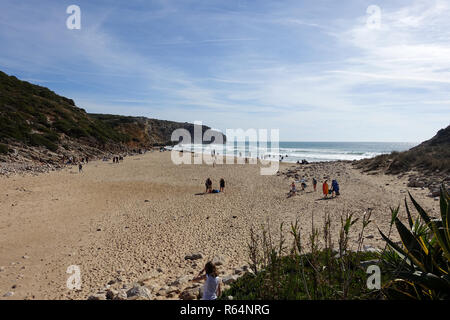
[322,179,340,198]
[112,155,123,163]
[288,177,340,199]
[205,178,225,194]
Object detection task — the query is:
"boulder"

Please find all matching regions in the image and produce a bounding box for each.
[126,285,152,300]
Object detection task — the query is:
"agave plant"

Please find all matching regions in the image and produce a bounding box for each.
[379,183,450,300]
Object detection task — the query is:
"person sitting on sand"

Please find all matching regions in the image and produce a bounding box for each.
[287,181,297,197]
[322,180,329,198]
[312,177,317,191]
[193,261,221,300]
[220,178,225,193]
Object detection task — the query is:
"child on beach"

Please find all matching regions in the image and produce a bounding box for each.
[220,178,225,193]
[322,180,329,198]
[313,178,317,191]
[193,261,221,300]
[287,181,297,198]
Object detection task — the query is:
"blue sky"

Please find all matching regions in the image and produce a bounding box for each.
[1,0,449,142]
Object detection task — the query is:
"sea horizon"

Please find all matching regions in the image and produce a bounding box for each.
[170,141,418,163]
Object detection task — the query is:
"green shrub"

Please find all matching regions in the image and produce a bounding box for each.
[379,184,450,299]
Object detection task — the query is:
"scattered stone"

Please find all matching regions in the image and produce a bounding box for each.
[22,255,29,259]
[157,267,164,273]
[0,266,5,272]
[88,293,107,300]
[180,287,200,300]
[126,285,152,300]
[106,289,118,300]
[234,268,244,275]
[185,253,203,260]
[170,275,190,287]
[113,290,128,300]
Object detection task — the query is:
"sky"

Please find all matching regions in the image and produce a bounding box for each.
[0,0,449,142]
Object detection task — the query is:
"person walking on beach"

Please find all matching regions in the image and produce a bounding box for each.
[313,177,317,191]
[331,179,340,197]
[193,261,222,300]
[322,180,329,198]
[78,163,83,173]
[220,178,225,193]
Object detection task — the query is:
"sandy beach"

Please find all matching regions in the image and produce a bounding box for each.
[0,151,439,300]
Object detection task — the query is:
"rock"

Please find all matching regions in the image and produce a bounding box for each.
[430,189,441,197]
[170,275,190,287]
[126,285,152,300]
[222,275,239,285]
[180,287,200,300]
[22,255,30,259]
[106,289,118,300]
[185,253,203,260]
[234,268,244,275]
[157,267,164,273]
[88,293,107,300]
[113,291,128,300]
[0,266,5,272]
[212,255,227,266]
[365,235,374,239]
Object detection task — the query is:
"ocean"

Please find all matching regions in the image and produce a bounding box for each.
[168,141,417,163]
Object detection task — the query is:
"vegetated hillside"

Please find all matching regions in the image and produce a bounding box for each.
[89,114,226,148]
[354,125,450,196]
[0,71,225,172]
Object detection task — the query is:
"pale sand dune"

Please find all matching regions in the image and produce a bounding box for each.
[0,151,438,299]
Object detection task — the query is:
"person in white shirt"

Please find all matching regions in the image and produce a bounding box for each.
[193,261,221,300]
